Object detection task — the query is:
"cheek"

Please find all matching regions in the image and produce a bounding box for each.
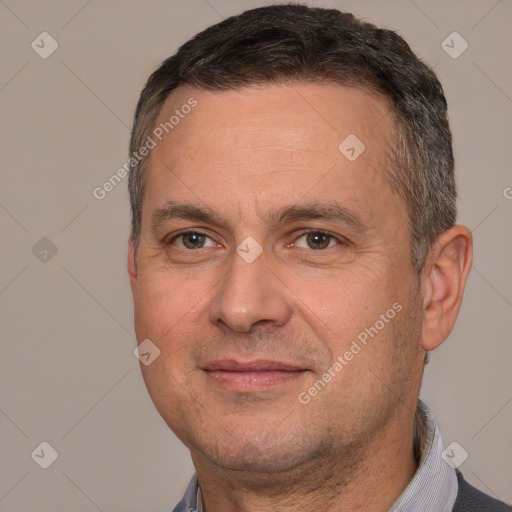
[300,278,422,418]
[133,277,204,404]
[134,274,205,414]
[291,265,404,339]
[133,268,202,339]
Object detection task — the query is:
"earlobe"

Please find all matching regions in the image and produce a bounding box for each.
[420,225,473,352]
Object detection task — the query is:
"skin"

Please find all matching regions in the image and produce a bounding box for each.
[128,82,472,511]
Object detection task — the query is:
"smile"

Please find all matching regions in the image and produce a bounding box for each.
[202,359,308,392]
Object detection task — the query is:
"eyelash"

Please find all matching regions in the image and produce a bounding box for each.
[168,230,217,248]
[293,230,343,249]
[168,229,345,250]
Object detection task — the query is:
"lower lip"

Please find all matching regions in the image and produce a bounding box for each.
[204,370,306,392]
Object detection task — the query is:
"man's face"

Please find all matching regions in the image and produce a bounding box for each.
[130,83,426,473]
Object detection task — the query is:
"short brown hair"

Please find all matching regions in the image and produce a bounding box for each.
[129,4,456,271]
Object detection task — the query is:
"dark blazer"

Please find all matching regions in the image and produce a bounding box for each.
[453,471,511,511]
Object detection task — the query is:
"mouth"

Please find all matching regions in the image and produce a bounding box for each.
[202,359,309,393]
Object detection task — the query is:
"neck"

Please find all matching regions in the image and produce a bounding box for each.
[191,402,418,512]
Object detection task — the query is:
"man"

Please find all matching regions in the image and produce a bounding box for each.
[127,4,510,511]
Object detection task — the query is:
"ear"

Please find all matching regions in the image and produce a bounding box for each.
[420,225,473,351]
[128,238,137,294]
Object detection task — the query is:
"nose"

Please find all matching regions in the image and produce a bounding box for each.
[209,247,293,333]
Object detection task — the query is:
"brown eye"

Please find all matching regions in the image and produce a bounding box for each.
[306,232,332,250]
[173,232,215,249]
[293,231,338,250]
[183,233,206,249]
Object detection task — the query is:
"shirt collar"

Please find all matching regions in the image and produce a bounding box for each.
[174,401,457,512]
[389,400,458,512]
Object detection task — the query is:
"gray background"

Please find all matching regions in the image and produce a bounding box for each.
[1,0,511,510]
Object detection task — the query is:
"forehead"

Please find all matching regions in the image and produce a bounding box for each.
[155,81,392,153]
[144,82,404,227]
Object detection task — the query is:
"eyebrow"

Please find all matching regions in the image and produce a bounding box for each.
[268,202,370,233]
[151,201,227,230]
[151,200,370,234]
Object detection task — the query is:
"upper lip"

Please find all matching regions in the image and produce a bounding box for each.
[202,359,306,372]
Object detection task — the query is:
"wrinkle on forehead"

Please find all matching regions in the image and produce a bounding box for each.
[155,82,392,152]
[145,82,404,235]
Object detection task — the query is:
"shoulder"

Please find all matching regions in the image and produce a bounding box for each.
[453,471,512,511]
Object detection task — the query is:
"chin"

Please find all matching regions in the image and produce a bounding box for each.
[206,444,306,473]
[189,418,328,474]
